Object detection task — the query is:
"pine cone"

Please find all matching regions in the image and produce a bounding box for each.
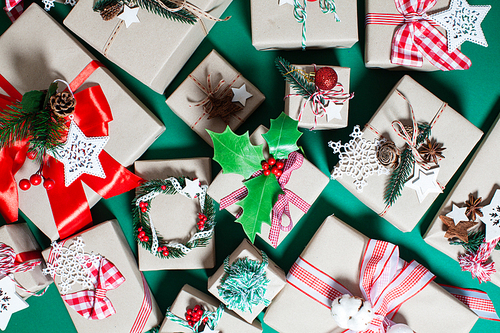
[100,2,123,21]
[50,91,76,118]
[377,140,400,168]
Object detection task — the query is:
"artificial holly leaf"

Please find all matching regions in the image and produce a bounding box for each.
[235,175,284,242]
[262,113,302,159]
[208,127,265,179]
[43,82,59,109]
[21,90,45,114]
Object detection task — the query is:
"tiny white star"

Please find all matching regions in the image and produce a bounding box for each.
[405,165,442,203]
[446,203,469,225]
[278,0,294,5]
[200,325,219,333]
[182,178,203,199]
[479,189,500,242]
[231,84,253,106]
[118,5,140,28]
[324,102,343,122]
[0,276,28,330]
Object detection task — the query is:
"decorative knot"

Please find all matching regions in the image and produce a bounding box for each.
[0,243,41,276]
[95,288,107,299]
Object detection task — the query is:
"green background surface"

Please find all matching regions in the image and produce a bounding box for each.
[1,0,500,332]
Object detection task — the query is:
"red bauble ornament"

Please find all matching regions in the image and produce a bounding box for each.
[43,178,55,190]
[19,179,31,191]
[315,67,338,90]
[30,174,42,186]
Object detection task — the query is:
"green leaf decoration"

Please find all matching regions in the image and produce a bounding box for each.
[208,127,265,179]
[235,175,283,242]
[262,113,302,159]
[43,82,58,109]
[274,57,316,99]
[450,229,500,253]
[21,90,45,114]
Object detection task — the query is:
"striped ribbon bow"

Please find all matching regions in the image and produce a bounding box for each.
[391,0,471,70]
[0,242,41,276]
[61,257,125,320]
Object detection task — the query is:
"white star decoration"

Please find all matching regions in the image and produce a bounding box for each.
[200,325,219,333]
[118,5,140,28]
[182,178,203,199]
[405,165,442,203]
[430,0,490,52]
[324,102,343,122]
[479,189,500,242]
[231,84,253,106]
[0,276,28,330]
[278,0,294,5]
[53,120,108,187]
[446,203,468,225]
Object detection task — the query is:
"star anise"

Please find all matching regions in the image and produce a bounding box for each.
[465,194,484,221]
[418,138,445,165]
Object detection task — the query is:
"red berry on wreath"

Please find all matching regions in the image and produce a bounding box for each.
[143,236,149,242]
[262,162,269,170]
[30,174,42,186]
[268,157,276,166]
[276,161,284,170]
[19,179,31,191]
[315,67,338,90]
[27,150,37,160]
[263,169,271,176]
[43,178,55,190]
[139,231,146,238]
[161,185,167,190]
[139,202,145,208]
[162,249,169,256]
[141,206,148,213]
[138,227,143,232]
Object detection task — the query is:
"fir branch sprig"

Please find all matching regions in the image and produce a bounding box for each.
[450,229,500,253]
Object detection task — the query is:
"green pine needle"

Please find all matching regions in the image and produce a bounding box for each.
[450,229,500,253]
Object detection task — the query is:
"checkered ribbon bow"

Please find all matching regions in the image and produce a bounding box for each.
[62,257,126,320]
[3,0,23,22]
[0,242,41,275]
[391,0,471,71]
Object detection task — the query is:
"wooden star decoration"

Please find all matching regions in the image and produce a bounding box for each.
[465,194,484,221]
[440,215,478,243]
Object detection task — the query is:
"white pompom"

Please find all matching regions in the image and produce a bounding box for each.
[387,323,413,333]
[330,294,375,332]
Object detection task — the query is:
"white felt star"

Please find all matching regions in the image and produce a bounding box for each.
[405,165,442,203]
[231,84,253,106]
[53,120,108,187]
[182,178,203,199]
[200,325,219,333]
[324,102,343,122]
[278,0,294,5]
[0,276,28,330]
[118,5,140,28]
[446,203,469,225]
[478,189,500,242]
[430,0,490,52]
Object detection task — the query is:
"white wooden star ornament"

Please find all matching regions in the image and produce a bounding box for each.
[118,5,140,28]
[405,164,442,203]
[182,178,203,199]
[324,102,343,122]
[200,325,219,333]
[479,189,500,242]
[53,120,109,187]
[430,0,490,52]
[231,84,253,106]
[446,203,468,225]
[278,0,294,6]
[0,276,28,330]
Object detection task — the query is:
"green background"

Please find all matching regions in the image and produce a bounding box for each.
[1,0,500,332]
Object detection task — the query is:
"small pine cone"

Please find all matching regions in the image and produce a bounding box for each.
[377,140,400,168]
[50,91,76,118]
[100,2,123,21]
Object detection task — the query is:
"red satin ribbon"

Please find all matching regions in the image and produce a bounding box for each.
[0,61,144,239]
[15,250,43,264]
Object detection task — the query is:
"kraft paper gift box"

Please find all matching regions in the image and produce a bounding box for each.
[0,223,52,299]
[42,220,162,333]
[284,64,351,129]
[207,239,286,323]
[134,158,215,271]
[160,284,262,332]
[263,215,479,333]
[207,125,329,247]
[424,113,500,287]
[251,0,358,50]
[0,4,165,241]
[332,75,482,232]
[166,50,265,146]
[64,0,233,94]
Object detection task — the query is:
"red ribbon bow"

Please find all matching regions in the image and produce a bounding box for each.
[61,257,125,320]
[0,242,41,276]
[0,61,144,240]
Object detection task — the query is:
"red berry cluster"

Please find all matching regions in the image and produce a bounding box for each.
[19,173,55,191]
[136,227,150,243]
[261,156,285,177]
[185,305,208,327]
[197,213,207,230]
[139,201,149,213]
[157,245,169,257]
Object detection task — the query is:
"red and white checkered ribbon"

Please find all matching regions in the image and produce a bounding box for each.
[61,257,125,320]
[3,0,23,22]
[440,284,499,321]
[220,151,310,248]
[366,0,471,71]
[458,237,500,284]
[287,239,435,332]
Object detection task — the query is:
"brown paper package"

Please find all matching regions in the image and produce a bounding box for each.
[333,75,482,232]
[424,112,500,287]
[264,215,478,333]
[0,223,52,299]
[64,0,233,94]
[42,220,162,333]
[284,65,350,129]
[0,4,165,241]
[160,284,262,332]
[134,158,215,271]
[208,125,329,247]
[207,239,286,323]
[365,0,451,71]
[251,0,358,50]
[166,50,265,146]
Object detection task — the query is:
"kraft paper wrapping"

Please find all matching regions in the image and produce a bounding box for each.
[207,125,330,247]
[251,0,358,50]
[264,215,478,333]
[424,112,500,287]
[365,0,451,71]
[0,4,165,241]
[134,158,215,271]
[0,223,52,299]
[64,0,233,93]
[207,239,286,323]
[166,50,265,146]
[334,75,482,232]
[284,64,350,129]
[160,284,262,332]
[42,220,162,333]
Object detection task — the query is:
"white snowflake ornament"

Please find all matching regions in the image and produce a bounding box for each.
[64,0,78,6]
[331,295,374,331]
[42,0,55,11]
[0,276,28,330]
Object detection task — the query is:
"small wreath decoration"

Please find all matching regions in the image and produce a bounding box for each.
[132,177,216,259]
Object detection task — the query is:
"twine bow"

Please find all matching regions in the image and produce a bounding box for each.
[159,0,230,22]
[459,237,500,284]
[0,243,41,276]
